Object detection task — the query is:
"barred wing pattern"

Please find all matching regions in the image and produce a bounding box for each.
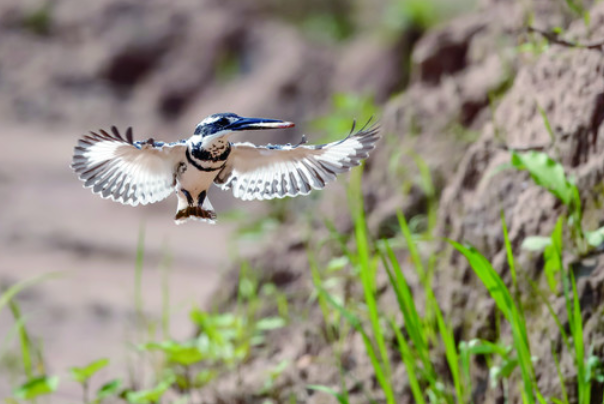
[71,127,186,206]
[215,124,379,201]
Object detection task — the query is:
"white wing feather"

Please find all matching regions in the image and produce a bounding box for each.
[215,124,379,201]
[72,127,187,206]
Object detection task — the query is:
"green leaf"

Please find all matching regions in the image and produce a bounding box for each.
[489,357,519,387]
[255,317,286,331]
[511,151,575,206]
[449,241,513,320]
[552,26,564,34]
[140,341,205,366]
[125,375,174,404]
[96,379,122,400]
[499,357,520,378]
[13,376,59,400]
[195,369,218,387]
[70,358,109,383]
[544,217,564,293]
[461,339,510,357]
[585,226,604,247]
[326,256,349,272]
[521,236,552,252]
[587,354,604,383]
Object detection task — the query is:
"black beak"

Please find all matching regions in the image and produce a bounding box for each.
[227,117,295,131]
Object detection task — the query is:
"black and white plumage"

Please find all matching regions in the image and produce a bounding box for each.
[71,113,379,224]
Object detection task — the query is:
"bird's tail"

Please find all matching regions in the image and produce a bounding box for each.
[174,192,217,225]
[174,206,217,225]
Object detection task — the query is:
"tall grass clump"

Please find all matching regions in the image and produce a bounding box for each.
[311,166,467,403]
[450,217,543,404]
[310,143,604,403]
[511,144,604,403]
[1,272,64,402]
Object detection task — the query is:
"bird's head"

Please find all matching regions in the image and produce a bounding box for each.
[193,112,295,142]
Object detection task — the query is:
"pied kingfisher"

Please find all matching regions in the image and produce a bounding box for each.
[71,113,379,224]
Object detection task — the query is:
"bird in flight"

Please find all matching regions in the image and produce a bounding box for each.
[72,113,379,224]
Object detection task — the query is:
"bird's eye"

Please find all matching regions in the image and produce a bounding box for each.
[216,118,230,126]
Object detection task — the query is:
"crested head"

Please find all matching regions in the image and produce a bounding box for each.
[193,113,295,139]
[194,112,241,137]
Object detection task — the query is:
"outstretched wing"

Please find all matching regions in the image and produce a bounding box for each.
[71,126,187,206]
[215,123,379,201]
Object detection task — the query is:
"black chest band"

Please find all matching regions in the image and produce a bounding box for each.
[186,149,226,172]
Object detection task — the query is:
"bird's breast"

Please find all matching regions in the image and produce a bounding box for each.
[178,162,219,194]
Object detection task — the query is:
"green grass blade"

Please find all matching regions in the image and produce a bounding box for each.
[450,240,538,403]
[552,346,570,404]
[536,391,548,404]
[433,302,465,402]
[396,211,426,281]
[389,317,425,404]
[307,385,349,404]
[397,211,464,401]
[570,271,588,404]
[448,241,513,317]
[0,311,32,363]
[134,223,146,324]
[319,288,394,404]
[459,341,472,398]
[537,103,555,144]
[348,166,395,404]
[358,255,392,383]
[324,219,353,261]
[501,214,535,390]
[309,251,336,342]
[509,308,537,404]
[501,211,517,289]
[381,242,433,377]
[525,276,570,351]
[8,300,33,378]
[544,218,564,293]
[0,271,62,313]
[159,244,173,340]
[411,154,437,234]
